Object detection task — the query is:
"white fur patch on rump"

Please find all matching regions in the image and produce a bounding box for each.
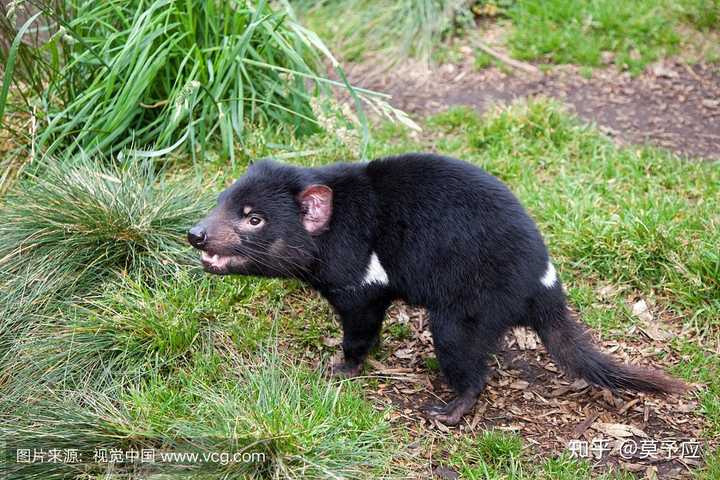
[362,252,389,286]
[540,260,557,288]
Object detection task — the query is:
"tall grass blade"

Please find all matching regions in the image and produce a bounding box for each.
[0,11,43,127]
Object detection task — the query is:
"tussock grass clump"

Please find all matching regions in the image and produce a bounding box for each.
[296,0,472,65]
[0,154,210,354]
[0,0,383,160]
[0,271,271,402]
[2,350,401,479]
[1,274,211,397]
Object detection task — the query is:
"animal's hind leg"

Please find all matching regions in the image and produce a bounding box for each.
[425,307,504,425]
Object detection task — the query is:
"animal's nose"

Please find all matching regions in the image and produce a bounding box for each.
[187,225,207,248]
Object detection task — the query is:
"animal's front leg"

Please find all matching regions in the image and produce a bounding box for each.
[332,299,390,378]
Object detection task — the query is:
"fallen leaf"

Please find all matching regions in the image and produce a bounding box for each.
[544,363,559,373]
[651,62,678,79]
[434,420,450,433]
[513,327,539,350]
[639,322,674,342]
[366,358,388,371]
[570,379,589,391]
[618,398,641,414]
[394,347,415,360]
[598,284,618,299]
[620,462,646,472]
[592,422,648,438]
[675,400,697,413]
[320,335,342,348]
[396,307,410,324]
[632,299,653,322]
[573,412,600,437]
[433,466,460,480]
[509,380,530,390]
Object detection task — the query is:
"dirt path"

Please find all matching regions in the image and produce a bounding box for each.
[351,58,720,160]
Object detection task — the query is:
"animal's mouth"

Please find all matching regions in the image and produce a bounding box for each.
[201,251,230,268]
[200,251,247,272]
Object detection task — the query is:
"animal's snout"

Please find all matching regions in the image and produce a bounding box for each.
[187,225,207,249]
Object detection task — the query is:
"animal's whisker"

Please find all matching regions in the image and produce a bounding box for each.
[233,243,321,281]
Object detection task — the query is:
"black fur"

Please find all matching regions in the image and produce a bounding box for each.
[189,153,685,425]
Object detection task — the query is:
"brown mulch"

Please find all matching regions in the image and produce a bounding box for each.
[349,56,720,161]
[294,291,709,479]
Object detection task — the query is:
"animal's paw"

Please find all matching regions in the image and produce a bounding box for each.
[330,361,362,379]
[423,395,478,426]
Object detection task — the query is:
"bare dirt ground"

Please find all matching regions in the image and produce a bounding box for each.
[362,302,708,479]
[349,56,720,161]
[288,288,718,479]
[285,288,710,479]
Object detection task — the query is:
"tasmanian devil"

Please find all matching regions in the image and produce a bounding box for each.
[188,153,686,425]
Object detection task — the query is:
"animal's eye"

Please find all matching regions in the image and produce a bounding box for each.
[248,216,263,226]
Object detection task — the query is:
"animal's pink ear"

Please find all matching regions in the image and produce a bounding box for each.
[298,185,333,235]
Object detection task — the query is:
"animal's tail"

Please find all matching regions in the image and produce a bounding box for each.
[530,302,687,394]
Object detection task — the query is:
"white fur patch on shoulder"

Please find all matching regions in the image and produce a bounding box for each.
[540,260,557,288]
[362,252,389,286]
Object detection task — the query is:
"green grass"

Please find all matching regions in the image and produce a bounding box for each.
[505,0,682,73]
[697,449,720,480]
[446,430,526,479]
[386,321,413,342]
[298,0,717,74]
[2,272,252,400]
[675,0,720,30]
[440,433,635,479]
[474,50,494,70]
[2,349,400,478]
[2,98,719,478]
